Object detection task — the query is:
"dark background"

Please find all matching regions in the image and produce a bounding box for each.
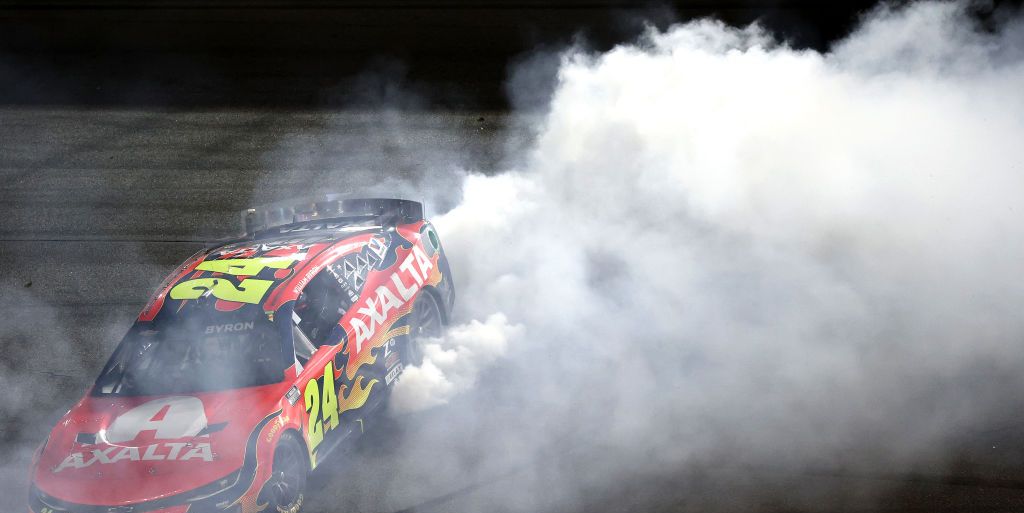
[0,0,886,109]
[5,1,1024,512]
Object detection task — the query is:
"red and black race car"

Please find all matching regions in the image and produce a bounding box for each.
[29,197,455,513]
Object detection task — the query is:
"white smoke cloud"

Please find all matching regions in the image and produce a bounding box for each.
[385,1,1024,508]
[390,313,523,413]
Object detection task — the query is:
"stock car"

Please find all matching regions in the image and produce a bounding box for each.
[28,197,455,513]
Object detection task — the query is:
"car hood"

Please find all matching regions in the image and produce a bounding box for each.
[33,384,285,506]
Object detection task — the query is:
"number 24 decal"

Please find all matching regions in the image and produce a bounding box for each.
[168,257,297,305]
[303,361,340,452]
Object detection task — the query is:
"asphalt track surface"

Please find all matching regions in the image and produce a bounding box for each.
[5,107,1024,513]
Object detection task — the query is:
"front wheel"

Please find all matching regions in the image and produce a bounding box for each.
[259,434,307,513]
[404,291,444,366]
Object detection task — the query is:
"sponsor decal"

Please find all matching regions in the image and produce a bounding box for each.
[333,235,388,293]
[286,386,301,405]
[264,417,284,443]
[328,263,361,304]
[106,396,207,443]
[348,245,433,355]
[288,241,368,296]
[367,235,388,261]
[53,397,213,473]
[383,340,400,369]
[385,364,403,385]
[204,321,255,334]
[54,443,213,472]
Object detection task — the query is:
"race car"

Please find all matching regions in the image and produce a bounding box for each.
[28,197,455,513]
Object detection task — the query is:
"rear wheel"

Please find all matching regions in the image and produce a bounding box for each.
[405,291,444,366]
[261,434,307,513]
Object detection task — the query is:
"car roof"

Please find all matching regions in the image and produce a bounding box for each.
[137,222,392,323]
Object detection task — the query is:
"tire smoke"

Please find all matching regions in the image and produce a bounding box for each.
[386,2,1024,510]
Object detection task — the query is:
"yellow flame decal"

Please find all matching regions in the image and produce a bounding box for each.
[385,325,411,339]
[424,255,443,287]
[338,376,379,416]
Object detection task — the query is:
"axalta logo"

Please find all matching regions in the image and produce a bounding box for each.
[349,245,433,354]
[54,396,212,473]
[53,442,213,473]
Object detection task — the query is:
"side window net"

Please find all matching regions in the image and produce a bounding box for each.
[293,266,354,348]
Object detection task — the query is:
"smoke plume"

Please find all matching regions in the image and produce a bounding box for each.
[377,2,1024,511]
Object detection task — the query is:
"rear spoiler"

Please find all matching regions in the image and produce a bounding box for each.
[240,195,424,236]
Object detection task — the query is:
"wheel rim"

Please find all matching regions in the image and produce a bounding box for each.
[414,294,443,339]
[268,439,305,512]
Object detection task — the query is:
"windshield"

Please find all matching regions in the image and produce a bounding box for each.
[93,306,288,396]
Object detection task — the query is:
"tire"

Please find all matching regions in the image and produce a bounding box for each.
[405,290,444,366]
[259,434,308,513]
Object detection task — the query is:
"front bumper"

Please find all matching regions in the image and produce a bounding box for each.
[29,411,280,513]
[29,475,245,513]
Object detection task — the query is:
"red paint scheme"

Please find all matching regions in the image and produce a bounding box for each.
[33,382,294,506]
[29,217,453,513]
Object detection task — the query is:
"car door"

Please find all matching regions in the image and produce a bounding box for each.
[291,267,354,464]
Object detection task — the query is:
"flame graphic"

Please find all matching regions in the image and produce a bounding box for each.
[338,376,378,416]
[384,325,411,340]
[343,303,414,380]
[424,255,443,287]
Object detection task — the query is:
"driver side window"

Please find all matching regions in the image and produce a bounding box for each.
[292,265,352,350]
